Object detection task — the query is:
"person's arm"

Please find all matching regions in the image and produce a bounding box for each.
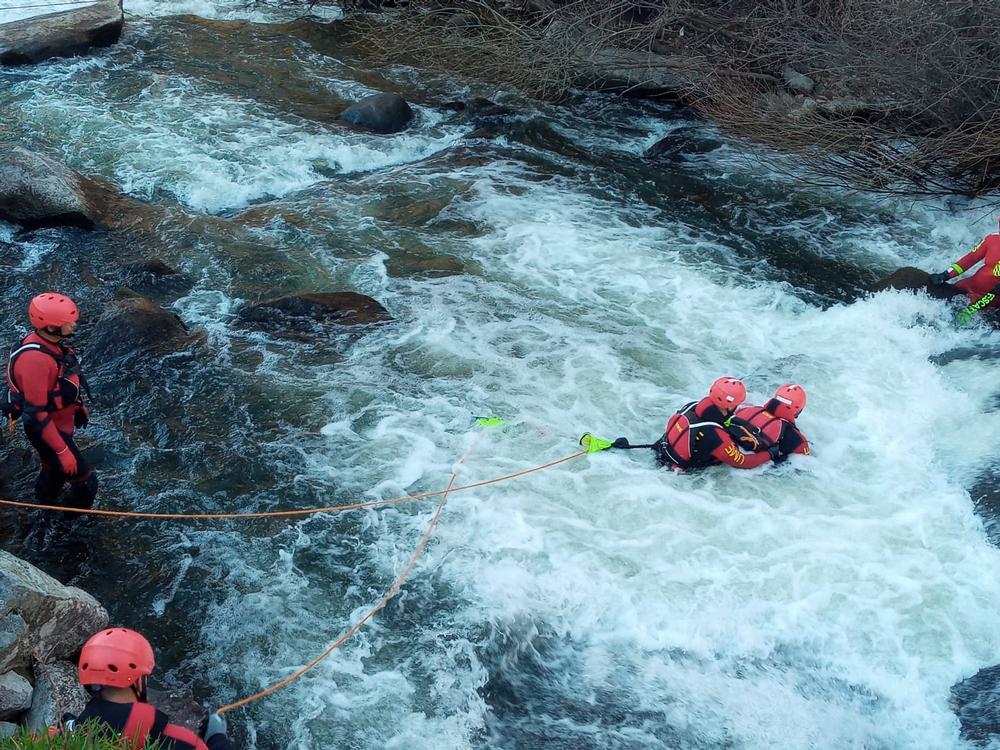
[710,429,773,469]
[778,426,810,456]
[947,236,994,279]
[13,351,67,453]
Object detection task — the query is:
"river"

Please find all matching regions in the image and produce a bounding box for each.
[2,3,1000,749]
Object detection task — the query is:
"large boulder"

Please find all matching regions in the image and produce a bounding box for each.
[0,550,108,672]
[0,144,128,230]
[238,292,391,331]
[340,93,414,134]
[0,0,124,67]
[85,290,200,362]
[25,660,87,733]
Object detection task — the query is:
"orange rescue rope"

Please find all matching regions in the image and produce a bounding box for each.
[0,450,586,520]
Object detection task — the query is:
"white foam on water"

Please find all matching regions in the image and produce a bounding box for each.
[124,0,342,22]
[302,164,1000,748]
[8,70,466,213]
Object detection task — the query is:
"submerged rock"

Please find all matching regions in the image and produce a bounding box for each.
[340,92,414,134]
[85,290,199,362]
[0,144,139,230]
[874,266,965,301]
[0,0,124,67]
[120,258,194,299]
[0,550,108,672]
[238,292,391,331]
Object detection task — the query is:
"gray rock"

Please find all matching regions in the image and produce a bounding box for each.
[0,144,120,230]
[781,65,815,95]
[0,615,27,673]
[0,550,108,672]
[25,661,86,733]
[340,93,414,134]
[0,721,16,738]
[0,671,32,719]
[0,0,123,67]
[238,292,392,330]
[147,687,205,733]
[578,47,692,97]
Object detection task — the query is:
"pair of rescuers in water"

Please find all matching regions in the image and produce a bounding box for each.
[51,628,233,750]
[3,293,97,512]
[652,377,810,472]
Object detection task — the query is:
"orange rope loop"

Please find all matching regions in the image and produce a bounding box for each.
[215,443,477,714]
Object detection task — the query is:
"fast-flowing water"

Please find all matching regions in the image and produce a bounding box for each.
[2,5,1000,749]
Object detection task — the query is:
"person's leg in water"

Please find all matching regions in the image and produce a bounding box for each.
[24,425,96,530]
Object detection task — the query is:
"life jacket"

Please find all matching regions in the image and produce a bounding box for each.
[2,334,88,422]
[654,400,726,469]
[725,406,782,452]
[58,701,210,750]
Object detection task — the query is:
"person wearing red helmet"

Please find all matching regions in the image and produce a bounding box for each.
[727,384,811,462]
[3,293,96,512]
[928,225,1000,312]
[55,628,234,750]
[652,377,781,471]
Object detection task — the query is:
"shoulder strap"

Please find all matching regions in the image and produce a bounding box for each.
[122,702,158,750]
[7,343,58,393]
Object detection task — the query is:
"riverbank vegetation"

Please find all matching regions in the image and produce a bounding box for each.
[332,0,1000,199]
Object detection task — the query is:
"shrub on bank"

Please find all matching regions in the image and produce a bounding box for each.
[335,0,1000,198]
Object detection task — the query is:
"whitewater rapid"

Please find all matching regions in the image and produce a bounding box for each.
[2,6,1000,749]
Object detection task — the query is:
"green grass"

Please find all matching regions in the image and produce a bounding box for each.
[0,722,165,749]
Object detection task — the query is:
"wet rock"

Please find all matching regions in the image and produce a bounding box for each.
[120,258,194,299]
[0,671,32,719]
[0,721,16,738]
[0,144,134,230]
[781,65,815,95]
[0,550,108,671]
[0,616,28,677]
[645,127,723,160]
[85,291,199,362]
[873,266,966,301]
[0,0,124,67]
[238,292,391,331]
[147,687,206,733]
[340,93,414,134]
[25,660,87,733]
[386,253,468,279]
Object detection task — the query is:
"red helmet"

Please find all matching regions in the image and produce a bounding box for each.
[771,384,807,421]
[708,376,746,412]
[29,293,79,330]
[79,628,155,689]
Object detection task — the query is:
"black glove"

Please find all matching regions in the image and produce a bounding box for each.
[928,271,950,285]
[74,405,89,429]
[200,710,227,742]
[767,444,782,461]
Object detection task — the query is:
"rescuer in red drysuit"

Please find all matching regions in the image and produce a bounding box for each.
[3,293,96,511]
[51,628,235,750]
[727,384,810,461]
[928,230,1000,311]
[652,377,781,471]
